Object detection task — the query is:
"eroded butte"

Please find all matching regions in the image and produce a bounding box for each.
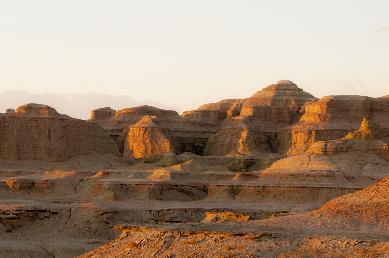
[0,81,388,258]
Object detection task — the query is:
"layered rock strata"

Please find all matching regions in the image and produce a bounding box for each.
[0,104,119,161]
[282,95,389,154]
[88,81,389,159]
[204,80,317,156]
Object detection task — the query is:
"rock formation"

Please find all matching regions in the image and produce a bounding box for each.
[87,81,389,159]
[123,116,179,159]
[90,105,181,153]
[90,107,116,121]
[282,95,389,155]
[204,80,316,156]
[0,83,388,258]
[0,104,119,161]
[343,117,381,140]
[204,128,269,156]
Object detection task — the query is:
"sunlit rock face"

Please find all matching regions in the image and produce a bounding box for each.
[90,81,318,157]
[0,104,119,161]
[280,95,389,155]
[89,105,182,153]
[204,81,317,156]
[87,81,389,158]
[123,116,180,159]
[16,103,62,118]
[306,118,387,155]
[2,82,389,258]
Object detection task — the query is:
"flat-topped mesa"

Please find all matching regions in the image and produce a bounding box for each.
[90,107,116,121]
[0,104,119,161]
[115,105,180,122]
[15,103,63,118]
[5,108,15,114]
[182,99,239,124]
[123,116,180,160]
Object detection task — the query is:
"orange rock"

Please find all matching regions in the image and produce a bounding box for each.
[123,116,179,159]
[0,104,119,161]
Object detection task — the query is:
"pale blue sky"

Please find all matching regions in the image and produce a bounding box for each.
[0,0,388,118]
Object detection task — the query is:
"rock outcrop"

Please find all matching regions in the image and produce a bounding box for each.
[280,95,389,155]
[123,116,179,160]
[2,82,389,258]
[306,118,387,155]
[87,81,389,159]
[0,104,119,161]
[90,107,116,121]
[204,128,269,156]
[91,81,318,157]
[204,81,316,156]
[90,105,181,153]
[343,117,381,140]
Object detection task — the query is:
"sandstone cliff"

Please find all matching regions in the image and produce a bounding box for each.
[0,104,119,161]
[87,81,389,159]
[204,80,316,156]
[279,95,389,155]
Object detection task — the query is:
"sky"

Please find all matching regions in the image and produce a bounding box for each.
[0,0,388,119]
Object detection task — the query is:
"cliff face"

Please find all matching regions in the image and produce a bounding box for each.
[281,95,389,155]
[123,116,179,160]
[204,80,317,156]
[0,104,119,161]
[85,81,389,160]
[204,128,269,156]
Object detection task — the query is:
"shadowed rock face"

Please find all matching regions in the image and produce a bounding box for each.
[90,107,116,121]
[204,128,269,156]
[0,104,119,161]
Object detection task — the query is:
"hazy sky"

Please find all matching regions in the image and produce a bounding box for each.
[0,0,388,118]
